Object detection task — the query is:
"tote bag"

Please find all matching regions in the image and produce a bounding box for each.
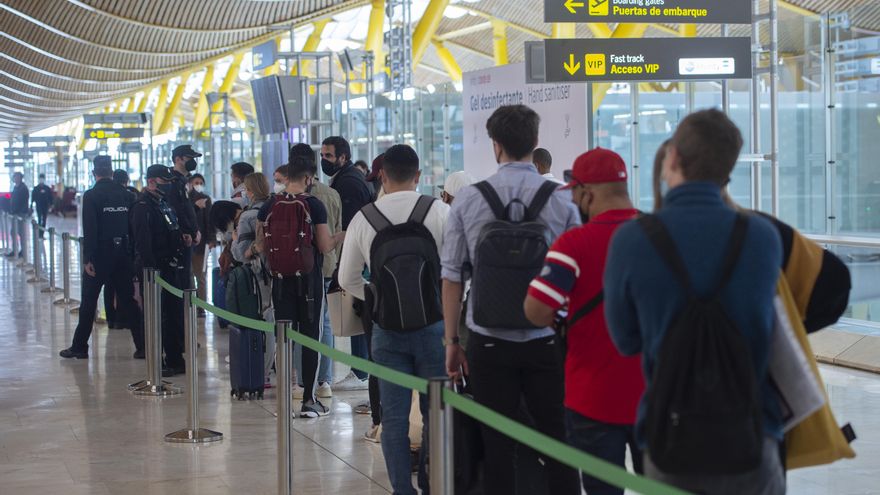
[328,289,365,337]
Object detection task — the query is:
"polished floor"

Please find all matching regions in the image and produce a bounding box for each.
[0,220,878,494]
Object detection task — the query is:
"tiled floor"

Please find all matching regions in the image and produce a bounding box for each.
[1,217,878,494]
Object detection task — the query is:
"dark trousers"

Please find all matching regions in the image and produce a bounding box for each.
[71,245,144,353]
[160,265,186,368]
[273,275,322,403]
[103,281,118,326]
[467,332,581,495]
[358,297,381,426]
[36,207,48,238]
[565,408,643,495]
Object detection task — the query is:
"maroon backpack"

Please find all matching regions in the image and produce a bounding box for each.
[263,193,315,278]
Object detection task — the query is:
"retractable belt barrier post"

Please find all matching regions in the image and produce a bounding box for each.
[166,289,223,443]
[41,227,59,293]
[429,378,454,495]
[26,221,46,283]
[131,268,180,397]
[53,233,79,307]
[276,320,294,495]
[0,212,7,252]
[25,220,37,276]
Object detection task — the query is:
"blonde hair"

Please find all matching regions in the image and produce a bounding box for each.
[244,172,270,203]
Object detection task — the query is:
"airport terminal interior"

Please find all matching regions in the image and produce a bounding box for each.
[2,0,880,493]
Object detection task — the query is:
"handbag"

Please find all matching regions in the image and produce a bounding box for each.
[327,289,365,337]
[777,276,857,469]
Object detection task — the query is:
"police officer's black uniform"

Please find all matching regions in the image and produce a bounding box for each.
[167,145,201,288]
[131,165,187,375]
[60,157,144,359]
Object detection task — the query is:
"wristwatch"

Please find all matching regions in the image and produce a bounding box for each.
[442,336,461,346]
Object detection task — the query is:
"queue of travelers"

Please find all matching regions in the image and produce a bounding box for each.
[46,103,854,495]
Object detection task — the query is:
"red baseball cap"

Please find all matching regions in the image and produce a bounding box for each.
[561,147,628,189]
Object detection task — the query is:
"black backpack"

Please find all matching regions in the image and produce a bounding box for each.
[470,181,558,329]
[638,213,764,475]
[362,195,443,331]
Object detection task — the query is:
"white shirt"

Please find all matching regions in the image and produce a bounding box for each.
[339,190,450,300]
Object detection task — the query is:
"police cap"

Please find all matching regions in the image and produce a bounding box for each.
[172,144,202,159]
[146,165,174,180]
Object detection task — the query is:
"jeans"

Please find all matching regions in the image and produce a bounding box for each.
[467,332,581,495]
[371,321,445,495]
[565,409,643,495]
[10,217,26,255]
[191,248,207,302]
[295,279,334,385]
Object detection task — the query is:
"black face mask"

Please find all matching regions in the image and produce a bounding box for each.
[185,158,197,172]
[321,158,338,177]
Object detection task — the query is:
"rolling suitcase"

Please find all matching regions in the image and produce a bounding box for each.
[212,267,229,328]
[229,325,265,400]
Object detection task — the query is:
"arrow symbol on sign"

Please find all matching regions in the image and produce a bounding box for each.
[564,54,581,75]
[564,0,584,14]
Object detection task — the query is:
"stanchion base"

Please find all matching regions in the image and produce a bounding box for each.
[133,383,182,397]
[41,286,60,293]
[25,268,35,275]
[164,428,223,444]
[127,379,174,391]
[26,277,47,284]
[69,306,80,314]
[53,298,79,306]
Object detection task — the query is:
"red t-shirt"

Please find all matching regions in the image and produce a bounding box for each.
[527,209,644,425]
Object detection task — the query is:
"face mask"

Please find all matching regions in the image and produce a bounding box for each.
[39,179,45,185]
[273,183,286,194]
[241,194,251,206]
[157,183,172,196]
[185,158,197,172]
[321,158,338,177]
[193,185,205,194]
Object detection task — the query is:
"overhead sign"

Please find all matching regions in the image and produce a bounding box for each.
[25,146,67,153]
[83,113,147,125]
[84,128,145,139]
[543,37,751,82]
[252,40,277,71]
[545,0,751,23]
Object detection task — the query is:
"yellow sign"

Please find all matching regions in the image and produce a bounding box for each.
[564,0,584,14]
[585,54,606,75]
[88,130,120,139]
[588,0,609,16]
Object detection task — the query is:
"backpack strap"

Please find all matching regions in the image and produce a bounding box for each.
[568,290,604,327]
[407,195,436,224]
[637,214,695,296]
[361,203,393,233]
[707,213,749,298]
[525,181,559,222]
[474,181,506,220]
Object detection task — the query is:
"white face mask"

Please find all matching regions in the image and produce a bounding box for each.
[193,185,205,193]
[273,182,286,194]
[39,179,45,185]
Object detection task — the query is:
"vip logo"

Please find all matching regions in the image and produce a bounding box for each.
[585,54,606,76]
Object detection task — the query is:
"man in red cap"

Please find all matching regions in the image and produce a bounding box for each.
[524,147,645,495]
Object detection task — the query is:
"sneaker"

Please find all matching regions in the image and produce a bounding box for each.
[354,402,371,415]
[299,400,330,418]
[59,347,88,359]
[334,371,368,391]
[293,385,304,400]
[317,382,332,398]
[364,424,381,443]
[133,349,145,359]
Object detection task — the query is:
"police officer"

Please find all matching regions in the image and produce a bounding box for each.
[131,165,187,376]
[104,169,139,329]
[169,144,201,262]
[60,156,144,359]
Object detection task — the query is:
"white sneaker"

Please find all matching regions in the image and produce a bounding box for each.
[364,424,381,443]
[293,385,304,400]
[333,371,368,391]
[299,400,330,418]
[317,382,332,398]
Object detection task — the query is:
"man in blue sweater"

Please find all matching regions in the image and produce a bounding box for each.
[604,109,785,494]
